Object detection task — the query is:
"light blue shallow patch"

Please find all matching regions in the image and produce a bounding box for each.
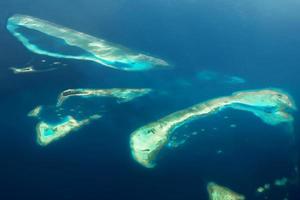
[43,129,54,137]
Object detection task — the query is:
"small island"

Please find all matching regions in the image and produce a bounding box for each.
[56,88,152,106]
[10,66,36,74]
[130,88,296,168]
[207,182,245,200]
[36,114,101,146]
[10,66,57,74]
[27,105,43,118]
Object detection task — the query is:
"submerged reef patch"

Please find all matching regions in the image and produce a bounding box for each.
[256,177,290,195]
[224,76,246,84]
[207,182,245,200]
[7,14,169,71]
[196,70,246,84]
[130,88,296,168]
[196,70,218,81]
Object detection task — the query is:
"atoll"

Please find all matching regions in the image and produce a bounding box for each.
[207,182,245,200]
[7,14,169,71]
[37,114,101,146]
[130,88,296,168]
[30,87,152,145]
[56,88,152,106]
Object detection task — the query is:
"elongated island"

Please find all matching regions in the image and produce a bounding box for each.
[56,88,152,106]
[10,66,57,74]
[7,14,169,71]
[10,66,36,74]
[130,88,296,168]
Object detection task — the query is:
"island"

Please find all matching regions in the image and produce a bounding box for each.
[207,182,245,200]
[10,66,56,74]
[10,66,35,74]
[30,88,152,145]
[7,14,169,71]
[27,105,43,118]
[36,114,101,146]
[130,88,296,168]
[56,88,152,106]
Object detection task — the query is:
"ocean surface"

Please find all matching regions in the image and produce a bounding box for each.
[0,0,299,199]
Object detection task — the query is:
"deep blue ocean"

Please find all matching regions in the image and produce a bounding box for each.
[0,1,299,199]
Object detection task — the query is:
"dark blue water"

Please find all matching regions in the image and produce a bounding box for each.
[0,1,299,199]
